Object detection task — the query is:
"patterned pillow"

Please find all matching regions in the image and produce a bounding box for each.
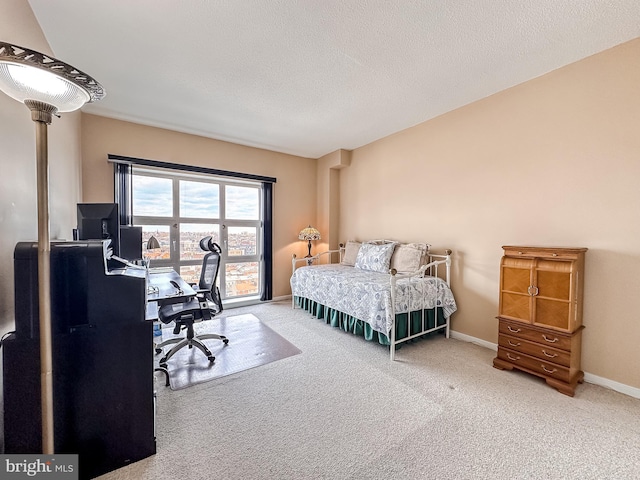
[354,242,397,273]
[364,239,396,245]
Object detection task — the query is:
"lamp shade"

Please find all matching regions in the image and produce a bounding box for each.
[0,41,105,112]
[298,225,321,241]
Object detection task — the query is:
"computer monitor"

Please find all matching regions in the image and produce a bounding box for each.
[77,203,120,256]
[119,225,143,260]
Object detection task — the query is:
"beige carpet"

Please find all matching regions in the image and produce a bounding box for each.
[99,300,640,480]
[154,313,301,390]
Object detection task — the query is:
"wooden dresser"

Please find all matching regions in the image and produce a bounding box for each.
[493,246,587,396]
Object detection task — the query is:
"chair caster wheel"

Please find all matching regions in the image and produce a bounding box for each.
[208,355,215,363]
[155,348,162,354]
[223,338,229,345]
[155,366,170,387]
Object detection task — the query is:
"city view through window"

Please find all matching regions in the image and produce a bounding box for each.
[133,172,261,299]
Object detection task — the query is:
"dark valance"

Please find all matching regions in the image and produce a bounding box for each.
[107,154,277,184]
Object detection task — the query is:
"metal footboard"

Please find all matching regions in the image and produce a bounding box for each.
[389,249,452,360]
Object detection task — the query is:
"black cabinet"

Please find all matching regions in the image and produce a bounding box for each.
[3,241,156,479]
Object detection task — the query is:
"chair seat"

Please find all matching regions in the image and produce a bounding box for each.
[157,297,202,324]
[158,297,221,324]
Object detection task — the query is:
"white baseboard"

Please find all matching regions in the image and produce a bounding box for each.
[450,329,640,400]
[582,372,640,399]
[450,330,498,351]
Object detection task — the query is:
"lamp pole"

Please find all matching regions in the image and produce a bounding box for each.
[30,100,57,454]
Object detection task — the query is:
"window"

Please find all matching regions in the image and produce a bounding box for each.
[130,167,262,301]
[112,154,275,302]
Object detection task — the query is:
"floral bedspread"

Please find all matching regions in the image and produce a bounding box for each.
[290,264,457,335]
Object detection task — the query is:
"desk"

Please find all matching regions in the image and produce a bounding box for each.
[147,270,196,304]
[146,269,197,320]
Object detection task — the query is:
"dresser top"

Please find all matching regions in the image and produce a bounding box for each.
[502,246,587,252]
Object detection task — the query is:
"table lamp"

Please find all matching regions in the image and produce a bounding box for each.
[298,225,321,258]
[0,41,105,454]
[144,235,162,294]
[145,235,161,265]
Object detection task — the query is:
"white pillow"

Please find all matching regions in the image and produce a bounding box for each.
[390,244,424,273]
[354,242,397,273]
[341,240,361,266]
[406,242,431,266]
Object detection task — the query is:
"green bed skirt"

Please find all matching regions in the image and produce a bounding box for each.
[294,296,447,346]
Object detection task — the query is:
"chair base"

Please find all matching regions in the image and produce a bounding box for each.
[155,333,229,367]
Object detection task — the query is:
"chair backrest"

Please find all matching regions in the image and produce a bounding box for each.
[197,237,223,312]
[198,251,220,291]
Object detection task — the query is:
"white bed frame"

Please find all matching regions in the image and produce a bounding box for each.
[292,245,453,360]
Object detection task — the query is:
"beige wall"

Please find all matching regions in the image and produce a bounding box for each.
[0,0,82,336]
[80,115,316,298]
[316,149,350,254]
[339,38,640,389]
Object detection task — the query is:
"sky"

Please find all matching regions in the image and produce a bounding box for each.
[132,175,259,221]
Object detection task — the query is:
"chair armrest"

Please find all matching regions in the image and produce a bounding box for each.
[190,284,211,296]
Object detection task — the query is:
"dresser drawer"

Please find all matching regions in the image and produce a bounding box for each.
[498,334,571,367]
[497,346,570,383]
[499,319,572,351]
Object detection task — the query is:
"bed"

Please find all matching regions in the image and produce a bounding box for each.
[290,241,457,360]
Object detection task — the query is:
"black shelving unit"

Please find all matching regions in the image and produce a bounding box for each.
[3,241,156,479]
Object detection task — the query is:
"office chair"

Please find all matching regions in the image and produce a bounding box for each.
[155,237,228,369]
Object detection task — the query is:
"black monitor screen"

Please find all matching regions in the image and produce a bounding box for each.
[77,203,120,256]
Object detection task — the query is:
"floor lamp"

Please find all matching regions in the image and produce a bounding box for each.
[0,42,105,454]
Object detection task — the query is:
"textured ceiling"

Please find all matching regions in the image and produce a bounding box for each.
[27,0,640,158]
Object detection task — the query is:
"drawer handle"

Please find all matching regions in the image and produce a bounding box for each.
[541,365,557,374]
[508,340,521,347]
[507,326,521,333]
[542,334,559,343]
[506,353,520,361]
[542,350,558,358]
